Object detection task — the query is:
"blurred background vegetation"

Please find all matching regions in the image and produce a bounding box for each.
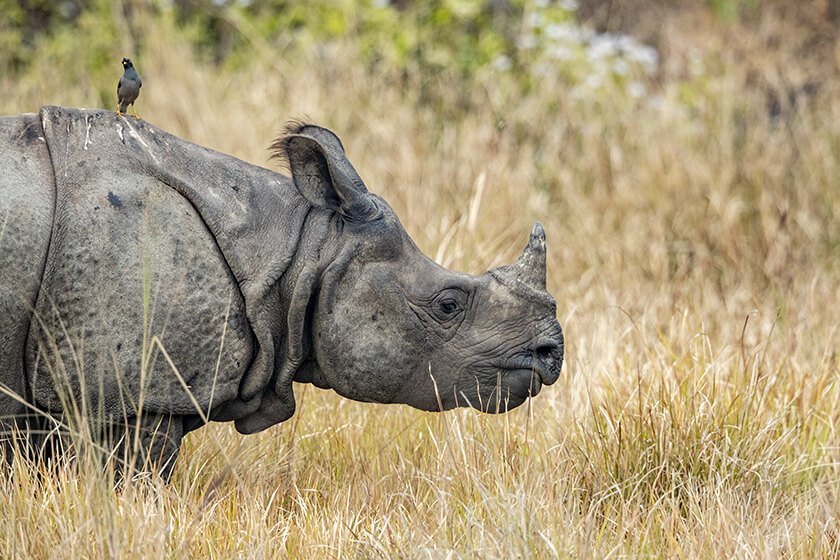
[4,0,837,112]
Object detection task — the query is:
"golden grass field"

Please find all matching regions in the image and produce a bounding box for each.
[1,8,839,559]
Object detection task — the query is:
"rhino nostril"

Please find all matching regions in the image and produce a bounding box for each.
[533,339,559,361]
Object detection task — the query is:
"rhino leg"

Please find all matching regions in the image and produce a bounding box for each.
[0,413,51,467]
[111,413,184,482]
[2,413,185,481]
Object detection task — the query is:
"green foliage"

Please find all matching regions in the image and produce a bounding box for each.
[178,0,533,80]
[2,0,669,116]
[706,0,758,23]
[0,0,767,90]
[0,1,26,71]
[0,0,128,106]
[2,1,563,81]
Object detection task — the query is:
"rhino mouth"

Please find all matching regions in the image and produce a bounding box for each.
[488,357,557,407]
[497,359,546,396]
[500,342,562,388]
[454,337,563,412]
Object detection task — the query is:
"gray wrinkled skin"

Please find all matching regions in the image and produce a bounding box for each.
[0,107,563,477]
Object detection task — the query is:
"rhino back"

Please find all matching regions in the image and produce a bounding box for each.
[26,113,254,419]
[0,114,55,419]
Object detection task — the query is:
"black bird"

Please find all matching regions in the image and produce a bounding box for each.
[116,57,142,118]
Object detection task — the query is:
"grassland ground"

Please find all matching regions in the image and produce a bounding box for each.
[1,7,839,559]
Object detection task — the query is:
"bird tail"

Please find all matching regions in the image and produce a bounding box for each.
[119,102,128,114]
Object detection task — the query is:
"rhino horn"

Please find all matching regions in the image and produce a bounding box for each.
[511,222,547,291]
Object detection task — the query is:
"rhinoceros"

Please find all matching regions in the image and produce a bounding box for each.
[0,106,563,476]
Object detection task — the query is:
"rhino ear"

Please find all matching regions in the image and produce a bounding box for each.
[271,124,380,223]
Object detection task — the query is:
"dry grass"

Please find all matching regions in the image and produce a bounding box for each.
[1,11,839,559]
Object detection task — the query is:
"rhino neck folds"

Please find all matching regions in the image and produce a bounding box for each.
[278,208,344,369]
[231,209,342,434]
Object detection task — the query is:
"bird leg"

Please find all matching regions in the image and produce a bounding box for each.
[116,103,123,116]
[131,106,141,119]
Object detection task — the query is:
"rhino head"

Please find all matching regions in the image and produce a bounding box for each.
[275,125,564,414]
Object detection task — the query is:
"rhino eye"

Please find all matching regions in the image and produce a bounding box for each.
[439,299,459,315]
[430,288,469,324]
[408,287,470,338]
